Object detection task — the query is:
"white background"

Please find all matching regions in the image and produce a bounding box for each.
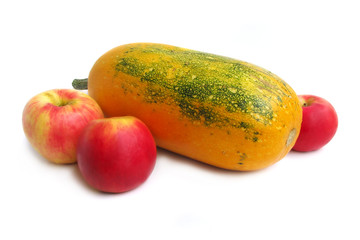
[1,0,359,239]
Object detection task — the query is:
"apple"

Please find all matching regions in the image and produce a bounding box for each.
[22,89,104,164]
[292,95,338,152]
[77,116,157,193]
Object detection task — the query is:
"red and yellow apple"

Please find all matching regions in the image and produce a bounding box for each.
[77,116,157,193]
[292,95,338,152]
[22,89,104,164]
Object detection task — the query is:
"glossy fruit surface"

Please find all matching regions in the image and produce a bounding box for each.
[292,95,338,152]
[77,116,157,193]
[22,89,104,164]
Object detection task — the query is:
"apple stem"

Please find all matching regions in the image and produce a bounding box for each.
[72,78,88,90]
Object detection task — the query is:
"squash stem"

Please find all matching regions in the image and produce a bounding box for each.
[72,78,89,90]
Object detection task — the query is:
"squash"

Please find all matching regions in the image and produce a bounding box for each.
[73,43,302,171]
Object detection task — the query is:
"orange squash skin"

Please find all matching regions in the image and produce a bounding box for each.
[87,43,302,171]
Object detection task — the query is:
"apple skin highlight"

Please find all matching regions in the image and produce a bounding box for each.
[22,89,104,164]
[292,95,338,152]
[77,116,157,193]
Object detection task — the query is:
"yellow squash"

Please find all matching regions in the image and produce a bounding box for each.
[74,43,302,171]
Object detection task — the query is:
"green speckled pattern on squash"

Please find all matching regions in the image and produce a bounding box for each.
[87,43,302,171]
[113,44,293,130]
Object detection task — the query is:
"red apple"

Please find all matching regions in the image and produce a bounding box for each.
[292,95,338,152]
[22,89,104,164]
[77,116,157,193]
